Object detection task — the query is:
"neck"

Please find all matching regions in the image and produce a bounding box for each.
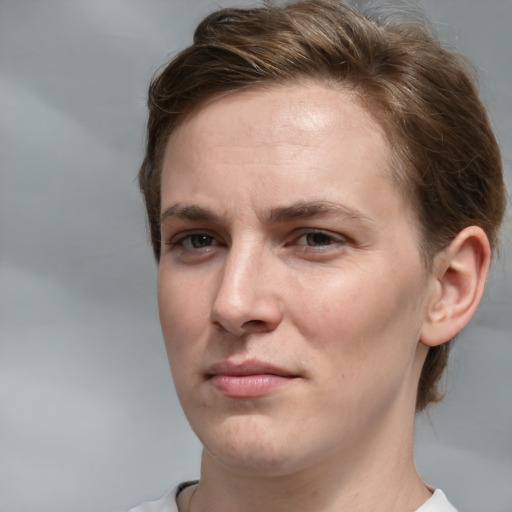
[188,406,430,512]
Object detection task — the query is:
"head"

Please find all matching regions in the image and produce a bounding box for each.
[139,0,506,412]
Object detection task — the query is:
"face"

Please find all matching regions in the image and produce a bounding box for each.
[158,83,433,477]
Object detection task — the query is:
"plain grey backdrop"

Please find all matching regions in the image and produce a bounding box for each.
[1,1,511,511]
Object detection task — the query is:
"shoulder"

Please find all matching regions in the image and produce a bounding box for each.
[125,482,198,512]
[416,489,458,512]
[124,484,456,512]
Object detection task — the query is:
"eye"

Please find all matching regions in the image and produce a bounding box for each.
[300,232,336,247]
[294,230,346,248]
[162,230,225,263]
[180,233,217,249]
[168,232,220,249]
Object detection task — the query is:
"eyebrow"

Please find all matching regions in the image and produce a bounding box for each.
[160,204,221,225]
[160,200,373,225]
[267,200,374,224]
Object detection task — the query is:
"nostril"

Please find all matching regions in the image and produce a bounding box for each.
[212,319,227,332]
[241,319,268,332]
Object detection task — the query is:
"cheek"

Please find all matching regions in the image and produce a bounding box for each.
[292,264,426,376]
[157,271,212,410]
[157,268,209,361]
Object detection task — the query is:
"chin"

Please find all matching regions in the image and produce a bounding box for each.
[195,414,311,477]
[206,443,304,478]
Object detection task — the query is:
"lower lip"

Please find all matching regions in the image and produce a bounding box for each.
[209,374,295,398]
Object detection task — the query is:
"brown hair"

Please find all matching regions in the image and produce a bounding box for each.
[139,0,507,410]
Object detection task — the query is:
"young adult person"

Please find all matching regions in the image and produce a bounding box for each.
[128,1,506,511]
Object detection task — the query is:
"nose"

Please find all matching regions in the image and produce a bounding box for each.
[210,243,283,336]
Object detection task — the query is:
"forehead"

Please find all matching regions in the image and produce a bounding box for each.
[168,82,386,159]
[161,82,414,229]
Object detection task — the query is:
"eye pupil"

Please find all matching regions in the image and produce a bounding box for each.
[306,232,331,246]
[191,234,213,248]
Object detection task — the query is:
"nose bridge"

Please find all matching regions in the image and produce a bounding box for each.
[221,239,261,299]
[211,237,281,334]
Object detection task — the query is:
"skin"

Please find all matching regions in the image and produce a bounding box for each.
[156,82,487,512]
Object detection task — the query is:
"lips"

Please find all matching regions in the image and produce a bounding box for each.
[206,359,298,398]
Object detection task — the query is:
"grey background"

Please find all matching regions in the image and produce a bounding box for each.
[0,1,510,511]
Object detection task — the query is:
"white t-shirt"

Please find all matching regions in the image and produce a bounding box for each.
[127,483,458,512]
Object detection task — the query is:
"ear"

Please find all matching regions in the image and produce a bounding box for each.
[420,226,491,347]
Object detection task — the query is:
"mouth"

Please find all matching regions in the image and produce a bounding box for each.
[206,359,299,398]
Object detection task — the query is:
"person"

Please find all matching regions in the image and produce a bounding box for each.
[129,1,507,511]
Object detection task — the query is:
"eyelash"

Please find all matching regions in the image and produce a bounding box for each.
[291,230,347,249]
[165,231,223,250]
[165,229,347,254]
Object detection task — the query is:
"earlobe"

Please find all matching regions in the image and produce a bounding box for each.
[420,226,491,347]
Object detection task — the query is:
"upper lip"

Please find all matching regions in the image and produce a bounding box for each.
[206,358,297,378]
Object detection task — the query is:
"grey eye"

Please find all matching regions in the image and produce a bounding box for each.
[304,232,335,246]
[186,234,215,248]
